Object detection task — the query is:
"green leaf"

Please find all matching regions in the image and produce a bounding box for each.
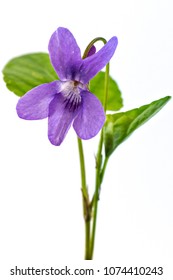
[104,96,171,157]
[90,71,123,111]
[3,52,58,96]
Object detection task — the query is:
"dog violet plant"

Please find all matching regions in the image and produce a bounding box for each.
[3,27,171,260]
[16,27,117,145]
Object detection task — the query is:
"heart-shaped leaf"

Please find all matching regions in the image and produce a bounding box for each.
[3,53,58,97]
[104,96,171,157]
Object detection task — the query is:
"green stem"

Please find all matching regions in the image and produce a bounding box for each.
[85,220,90,260]
[103,63,110,111]
[77,138,87,197]
[100,156,109,183]
[89,62,110,259]
[77,138,90,259]
[89,132,103,259]
[82,37,107,59]
[79,37,110,259]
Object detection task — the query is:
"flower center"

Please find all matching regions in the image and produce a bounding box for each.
[61,81,85,111]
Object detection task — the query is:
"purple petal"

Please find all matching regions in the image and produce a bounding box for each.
[48,27,82,81]
[78,37,118,84]
[48,94,79,145]
[73,91,105,140]
[16,81,60,120]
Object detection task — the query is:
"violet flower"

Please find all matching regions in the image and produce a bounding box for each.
[16,27,118,145]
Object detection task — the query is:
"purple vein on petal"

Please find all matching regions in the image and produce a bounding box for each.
[48,27,82,81]
[73,91,105,139]
[78,36,118,84]
[16,81,60,120]
[48,94,80,145]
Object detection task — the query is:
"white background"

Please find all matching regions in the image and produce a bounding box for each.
[0,0,173,279]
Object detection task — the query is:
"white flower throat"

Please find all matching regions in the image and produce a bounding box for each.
[61,81,86,111]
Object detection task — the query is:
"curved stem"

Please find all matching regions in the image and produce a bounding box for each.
[82,37,107,59]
